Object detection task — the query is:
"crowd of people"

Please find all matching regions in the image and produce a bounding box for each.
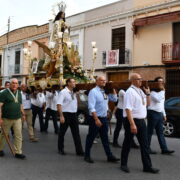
[0,73,175,174]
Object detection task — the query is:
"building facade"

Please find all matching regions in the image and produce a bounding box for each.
[0,0,179,97]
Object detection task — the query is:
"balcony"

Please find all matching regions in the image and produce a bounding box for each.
[162,43,180,64]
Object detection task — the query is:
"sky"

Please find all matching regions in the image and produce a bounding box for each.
[0,0,119,35]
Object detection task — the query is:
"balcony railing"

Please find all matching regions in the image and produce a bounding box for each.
[162,43,180,64]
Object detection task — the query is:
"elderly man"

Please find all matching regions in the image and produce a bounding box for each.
[0,78,26,159]
[120,73,159,173]
[84,76,119,163]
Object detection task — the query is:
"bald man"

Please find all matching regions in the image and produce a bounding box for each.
[0,78,26,159]
[84,76,119,163]
[120,73,159,173]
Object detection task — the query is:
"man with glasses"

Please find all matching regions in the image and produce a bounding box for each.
[120,73,159,173]
[57,78,84,156]
[84,76,120,163]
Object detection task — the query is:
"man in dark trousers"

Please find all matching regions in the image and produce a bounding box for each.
[84,76,119,163]
[120,73,159,173]
[57,78,84,156]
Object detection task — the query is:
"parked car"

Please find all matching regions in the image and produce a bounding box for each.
[77,91,89,125]
[163,97,180,137]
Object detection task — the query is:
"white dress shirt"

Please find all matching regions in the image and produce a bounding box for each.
[117,89,125,109]
[148,90,166,116]
[21,92,31,109]
[45,91,52,109]
[31,92,45,108]
[51,91,58,111]
[57,87,77,113]
[123,85,147,119]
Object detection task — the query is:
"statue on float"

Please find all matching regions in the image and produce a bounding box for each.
[32,1,87,88]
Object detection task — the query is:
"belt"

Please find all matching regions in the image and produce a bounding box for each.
[134,118,145,121]
[98,116,106,119]
[24,109,31,110]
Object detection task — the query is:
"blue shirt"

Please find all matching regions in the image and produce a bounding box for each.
[88,86,117,117]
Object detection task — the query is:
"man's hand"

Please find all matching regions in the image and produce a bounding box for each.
[130,124,137,134]
[0,118,3,126]
[164,116,167,122]
[60,115,65,124]
[143,86,150,95]
[22,114,26,121]
[95,119,102,127]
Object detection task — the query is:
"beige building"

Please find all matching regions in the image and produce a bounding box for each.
[0,24,49,85]
[0,0,179,97]
[132,0,180,97]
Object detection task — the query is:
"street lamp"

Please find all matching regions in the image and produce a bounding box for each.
[91,41,98,80]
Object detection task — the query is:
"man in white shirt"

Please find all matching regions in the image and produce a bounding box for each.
[147,77,174,155]
[44,86,59,134]
[31,88,45,132]
[113,89,139,148]
[120,73,159,174]
[57,78,84,156]
[21,84,38,142]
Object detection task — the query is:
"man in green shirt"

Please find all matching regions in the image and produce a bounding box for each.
[0,78,26,159]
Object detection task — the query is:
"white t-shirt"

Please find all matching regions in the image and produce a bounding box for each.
[148,90,166,116]
[117,89,125,109]
[123,85,147,119]
[57,87,77,113]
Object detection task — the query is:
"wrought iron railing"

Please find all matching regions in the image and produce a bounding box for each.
[162,43,180,62]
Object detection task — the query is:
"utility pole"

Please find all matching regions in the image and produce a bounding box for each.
[7,16,10,46]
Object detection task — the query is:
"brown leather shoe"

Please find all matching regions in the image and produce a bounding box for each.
[30,137,39,142]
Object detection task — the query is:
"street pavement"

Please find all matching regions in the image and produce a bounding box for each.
[0,121,179,180]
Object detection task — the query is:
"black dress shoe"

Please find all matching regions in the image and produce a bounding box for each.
[15,154,26,159]
[0,150,5,157]
[112,143,121,148]
[149,149,157,154]
[143,167,159,174]
[121,165,130,173]
[161,150,175,155]
[131,142,139,149]
[107,155,120,162]
[84,156,94,163]
[58,150,66,155]
[76,152,84,156]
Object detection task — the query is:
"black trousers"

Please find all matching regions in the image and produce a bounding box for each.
[113,109,137,146]
[32,104,45,132]
[58,112,83,154]
[121,118,152,169]
[113,108,124,144]
[44,108,59,133]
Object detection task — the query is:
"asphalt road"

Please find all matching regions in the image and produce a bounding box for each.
[0,121,179,180]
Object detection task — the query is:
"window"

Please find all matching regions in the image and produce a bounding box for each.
[15,50,21,74]
[112,27,125,64]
